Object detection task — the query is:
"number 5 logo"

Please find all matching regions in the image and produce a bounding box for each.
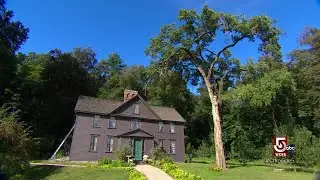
[273,136,287,153]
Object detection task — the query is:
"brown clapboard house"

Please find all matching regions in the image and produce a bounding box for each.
[69,90,186,162]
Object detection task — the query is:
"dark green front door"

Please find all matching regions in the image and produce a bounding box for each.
[134,139,142,161]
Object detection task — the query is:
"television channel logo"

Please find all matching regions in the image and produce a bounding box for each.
[273,136,295,157]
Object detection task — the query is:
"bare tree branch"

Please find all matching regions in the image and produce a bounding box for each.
[194,31,212,43]
[216,37,245,60]
[221,69,231,80]
[204,48,216,56]
[207,36,245,79]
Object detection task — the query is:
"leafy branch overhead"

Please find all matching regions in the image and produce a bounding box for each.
[225,68,293,107]
[146,5,281,91]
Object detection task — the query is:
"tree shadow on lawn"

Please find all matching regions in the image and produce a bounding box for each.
[226,162,316,173]
[24,165,63,180]
[191,160,210,164]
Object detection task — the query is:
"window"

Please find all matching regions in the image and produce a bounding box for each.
[93,115,100,128]
[158,122,164,132]
[159,139,164,148]
[133,104,140,114]
[89,135,99,152]
[131,119,140,130]
[108,117,116,129]
[169,123,175,133]
[106,136,114,152]
[170,140,176,154]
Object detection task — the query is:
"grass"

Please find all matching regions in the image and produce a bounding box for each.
[22,166,129,180]
[177,158,315,180]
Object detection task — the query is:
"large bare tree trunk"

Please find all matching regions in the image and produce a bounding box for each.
[205,80,227,169]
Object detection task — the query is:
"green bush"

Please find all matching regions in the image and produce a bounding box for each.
[263,125,320,167]
[150,147,172,163]
[55,150,65,159]
[158,161,203,180]
[115,147,132,162]
[185,142,193,154]
[184,154,189,163]
[100,160,131,168]
[0,108,33,176]
[111,160,128,167]
[288,126,320,167]
[230,132,261,165]
[194,140,214,158]
[98,156,112,165]
[128,168,147,180]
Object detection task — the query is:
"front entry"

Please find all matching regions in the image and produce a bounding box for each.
[134,139,142,161]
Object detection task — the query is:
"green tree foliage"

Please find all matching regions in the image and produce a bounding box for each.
[97,53,127,81]
[187,87,211,147]
[98,65,149,100]
[0,0,28,107]
[0,108,33,175]
[289,27,320,133]
[0,0,29,53]
[72,47,97,72]
[147,68,194,120]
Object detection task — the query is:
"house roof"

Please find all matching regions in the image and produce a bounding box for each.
[74,95,186,122]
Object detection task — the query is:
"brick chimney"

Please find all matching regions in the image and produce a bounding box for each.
[124,90,138,102]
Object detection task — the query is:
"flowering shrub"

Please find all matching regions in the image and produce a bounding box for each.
[152,160,203,180]
[128,168,147,180]
[210,164,223,172]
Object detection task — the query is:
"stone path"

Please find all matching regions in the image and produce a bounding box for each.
[135,165,173,180]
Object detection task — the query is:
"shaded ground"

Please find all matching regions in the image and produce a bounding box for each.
[177,159,315,180]
[23,166,129,180]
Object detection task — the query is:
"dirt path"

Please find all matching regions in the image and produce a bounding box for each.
[135,165,173,180]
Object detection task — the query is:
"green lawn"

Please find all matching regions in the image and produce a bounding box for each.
[23,166,129,180]
[177,159,315,180]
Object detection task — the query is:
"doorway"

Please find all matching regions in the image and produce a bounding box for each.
[134,139,142,161]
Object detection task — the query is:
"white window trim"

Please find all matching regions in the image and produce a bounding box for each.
[169,123,175,133]
[108,117,116,129]
[106,136,114,152]
[131,119,140,130]
[89,135,99,152]
[158,122,164,132]
[170,140,176,154]
[93,115,100,128]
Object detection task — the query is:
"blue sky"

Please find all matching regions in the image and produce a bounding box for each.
[7,0,320,93]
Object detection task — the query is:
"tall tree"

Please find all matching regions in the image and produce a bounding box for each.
[72,47,97,72]
[96,53,127,83]
[146,6,281,169]
[0,0,29,53]
[289,27,320,133]
[0,0,28,107]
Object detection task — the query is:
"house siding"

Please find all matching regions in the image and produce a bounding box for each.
[112,98,159,120]
[70,100,185,162]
